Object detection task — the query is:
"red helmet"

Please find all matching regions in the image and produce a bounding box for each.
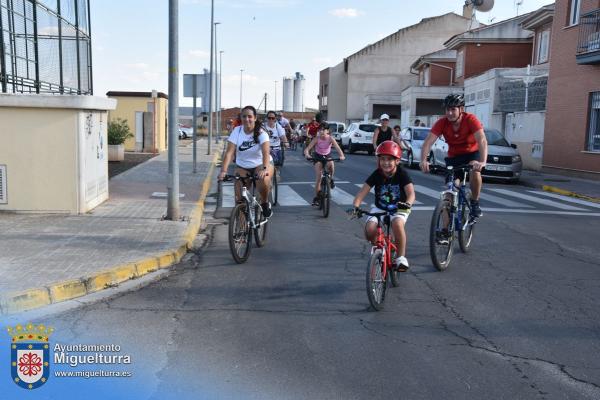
[376,140,402,159]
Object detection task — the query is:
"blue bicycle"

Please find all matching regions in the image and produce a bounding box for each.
[429,164,477,271]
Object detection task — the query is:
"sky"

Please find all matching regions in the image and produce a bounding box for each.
[91,0,554,110]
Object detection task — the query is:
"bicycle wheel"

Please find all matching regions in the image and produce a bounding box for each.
[366,248,387,310]
[389,247,400,287]
[228,203,252,263]
[322,179,330,218]
[459,202,475,253]
[272,169,278,206]
[253,204,269,247]
[429,200,454,271]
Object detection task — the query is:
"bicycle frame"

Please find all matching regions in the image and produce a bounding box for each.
[232,175,268,230]
[371,214,398,281]
[440,166,474,234]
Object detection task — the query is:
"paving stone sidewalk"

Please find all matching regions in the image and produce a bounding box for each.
[0,138,223,314]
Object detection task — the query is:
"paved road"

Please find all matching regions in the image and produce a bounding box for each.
[6,149,599,399]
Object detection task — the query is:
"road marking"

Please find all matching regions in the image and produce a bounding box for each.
[276,185,310,206]
[413,184,442,199]
[354,184,423,204]
[527,190,600,209]
[283,181,350,185]
[488,188,585,211]
[311,185,360,205]
[478,192,532,208]
[221,184,235,208]
[404,207,600,216]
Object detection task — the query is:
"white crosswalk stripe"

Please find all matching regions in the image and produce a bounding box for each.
[527,191,600,209]
[311,185,359,205]
[478,192,533,208]
[276,185,310,206]
[221,184,235,208]
[413,185,442,200]
[488,188,585,211]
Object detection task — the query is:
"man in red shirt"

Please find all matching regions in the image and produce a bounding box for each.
[306,116,320,139]
[419,94,488,217]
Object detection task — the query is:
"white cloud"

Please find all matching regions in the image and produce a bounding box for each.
[329,8,362,18]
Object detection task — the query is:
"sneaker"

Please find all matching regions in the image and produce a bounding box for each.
[470,199,483,218]
[395,256,409,272]
[261,202,272,218]
[436,229,450,245]
[330,178,335,189]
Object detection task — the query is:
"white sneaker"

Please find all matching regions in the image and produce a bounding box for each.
[395,256,409,272]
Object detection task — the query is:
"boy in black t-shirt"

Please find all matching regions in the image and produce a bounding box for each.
[351,141,415,271]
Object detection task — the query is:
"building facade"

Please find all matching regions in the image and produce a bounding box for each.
[544,0,600,177]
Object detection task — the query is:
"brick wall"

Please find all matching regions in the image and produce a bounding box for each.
[455,42,533,86]
[543,0,600,175]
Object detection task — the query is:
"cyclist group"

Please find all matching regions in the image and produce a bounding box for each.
[219,94,487,272]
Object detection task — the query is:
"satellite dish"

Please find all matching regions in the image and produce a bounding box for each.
[471,0,494,12]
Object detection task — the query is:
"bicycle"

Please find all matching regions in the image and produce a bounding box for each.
[306,157,341,218]
[222,174,270,264]
[429,164,477,271]
[270,146,285,206]
[349,204,410,310]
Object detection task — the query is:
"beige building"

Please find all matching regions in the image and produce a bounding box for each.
[0,94,116,214]
[320,12,478,123]
[106,91,169,153]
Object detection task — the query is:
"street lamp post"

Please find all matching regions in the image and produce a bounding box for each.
[167,0,180,220]
[207,0,215,155]
[239,69,244,110]
[214,21,221,143]
[218,50,224,143]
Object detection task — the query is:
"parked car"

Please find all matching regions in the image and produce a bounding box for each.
[429,128,522,182]
[178,124,193,139]
[340,123,379,154]
[399,126,431,168]
[327,121,346,145]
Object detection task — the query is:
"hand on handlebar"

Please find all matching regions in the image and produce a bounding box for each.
[419,160,430,173]
[470,160,486,172]
[218,170,227,181]
[396,201,412,210]
[346,207,361,219]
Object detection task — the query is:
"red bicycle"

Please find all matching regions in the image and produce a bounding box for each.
[350,204,409,310]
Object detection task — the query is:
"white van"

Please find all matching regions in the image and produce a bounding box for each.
[326,121,346,145]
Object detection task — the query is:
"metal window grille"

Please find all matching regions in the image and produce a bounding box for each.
[588,92,600,152]
[0,165,6,204]
[0,0,92,95]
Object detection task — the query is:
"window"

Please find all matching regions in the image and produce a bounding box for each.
[568,0,580,26]
[587,92,600,152]
[537,30,550,64]
[456,50,464,78]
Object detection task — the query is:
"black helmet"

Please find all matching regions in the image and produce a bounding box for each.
[443,94,465,108]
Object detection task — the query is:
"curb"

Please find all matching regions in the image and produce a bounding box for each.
[542,185,600,204]
[0,143,223,315]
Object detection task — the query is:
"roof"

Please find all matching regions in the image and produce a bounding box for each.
[347,12,473,61]
[444,12,534,49]
[106,91,168,99]
[520,4,555,30]
[411,49,457,70]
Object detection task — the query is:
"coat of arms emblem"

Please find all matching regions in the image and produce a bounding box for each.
[7,323,53,389]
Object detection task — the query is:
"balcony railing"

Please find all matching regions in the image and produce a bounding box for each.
[576,8,600,65]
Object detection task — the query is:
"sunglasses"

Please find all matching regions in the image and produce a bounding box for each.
[267,117,276,120]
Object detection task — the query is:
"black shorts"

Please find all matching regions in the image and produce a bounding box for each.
[445,151,480,183]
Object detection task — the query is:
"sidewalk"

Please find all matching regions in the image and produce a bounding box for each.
[519,169,600,202]
[0,138,223,315]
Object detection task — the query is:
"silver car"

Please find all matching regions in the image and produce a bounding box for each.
[400,126,430,168]
[430,128,523,182]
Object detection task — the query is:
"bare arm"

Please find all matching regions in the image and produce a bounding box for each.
[471,129,488,172]
[257,140,271,179]
[353,183,371,208]
[372,128,380,149]
[218,142,237,180]
[331,136,345,160]
[304,137,317,157]
[419,132,439,173]
[404,183,416,206]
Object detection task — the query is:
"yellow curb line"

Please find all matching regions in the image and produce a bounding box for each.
[0,142,224,315]
[542,185,600,204]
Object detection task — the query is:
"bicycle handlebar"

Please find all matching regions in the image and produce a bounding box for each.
[305,157,343,163]
[221,173,265,182]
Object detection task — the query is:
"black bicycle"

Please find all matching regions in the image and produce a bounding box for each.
[222,174,270,264]
[429,164,477,271]
[270,146,285,206]
[306,157,342,218]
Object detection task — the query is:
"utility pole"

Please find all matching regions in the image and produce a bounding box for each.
[207,0,215,155]
[217,50,223,143]
[167,0,180,220]
[214,21,220,144]
[239,69,244,110]
[274,80,277,111]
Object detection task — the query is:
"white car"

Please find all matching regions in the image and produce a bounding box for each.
[327,121,346,145]
[341,123,379,154]
[399,126,431,167]
[178,124,193,139]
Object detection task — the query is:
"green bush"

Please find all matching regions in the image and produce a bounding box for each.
[107,118,133,145]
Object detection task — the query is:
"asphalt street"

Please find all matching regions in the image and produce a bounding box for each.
[8,148,600,400]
